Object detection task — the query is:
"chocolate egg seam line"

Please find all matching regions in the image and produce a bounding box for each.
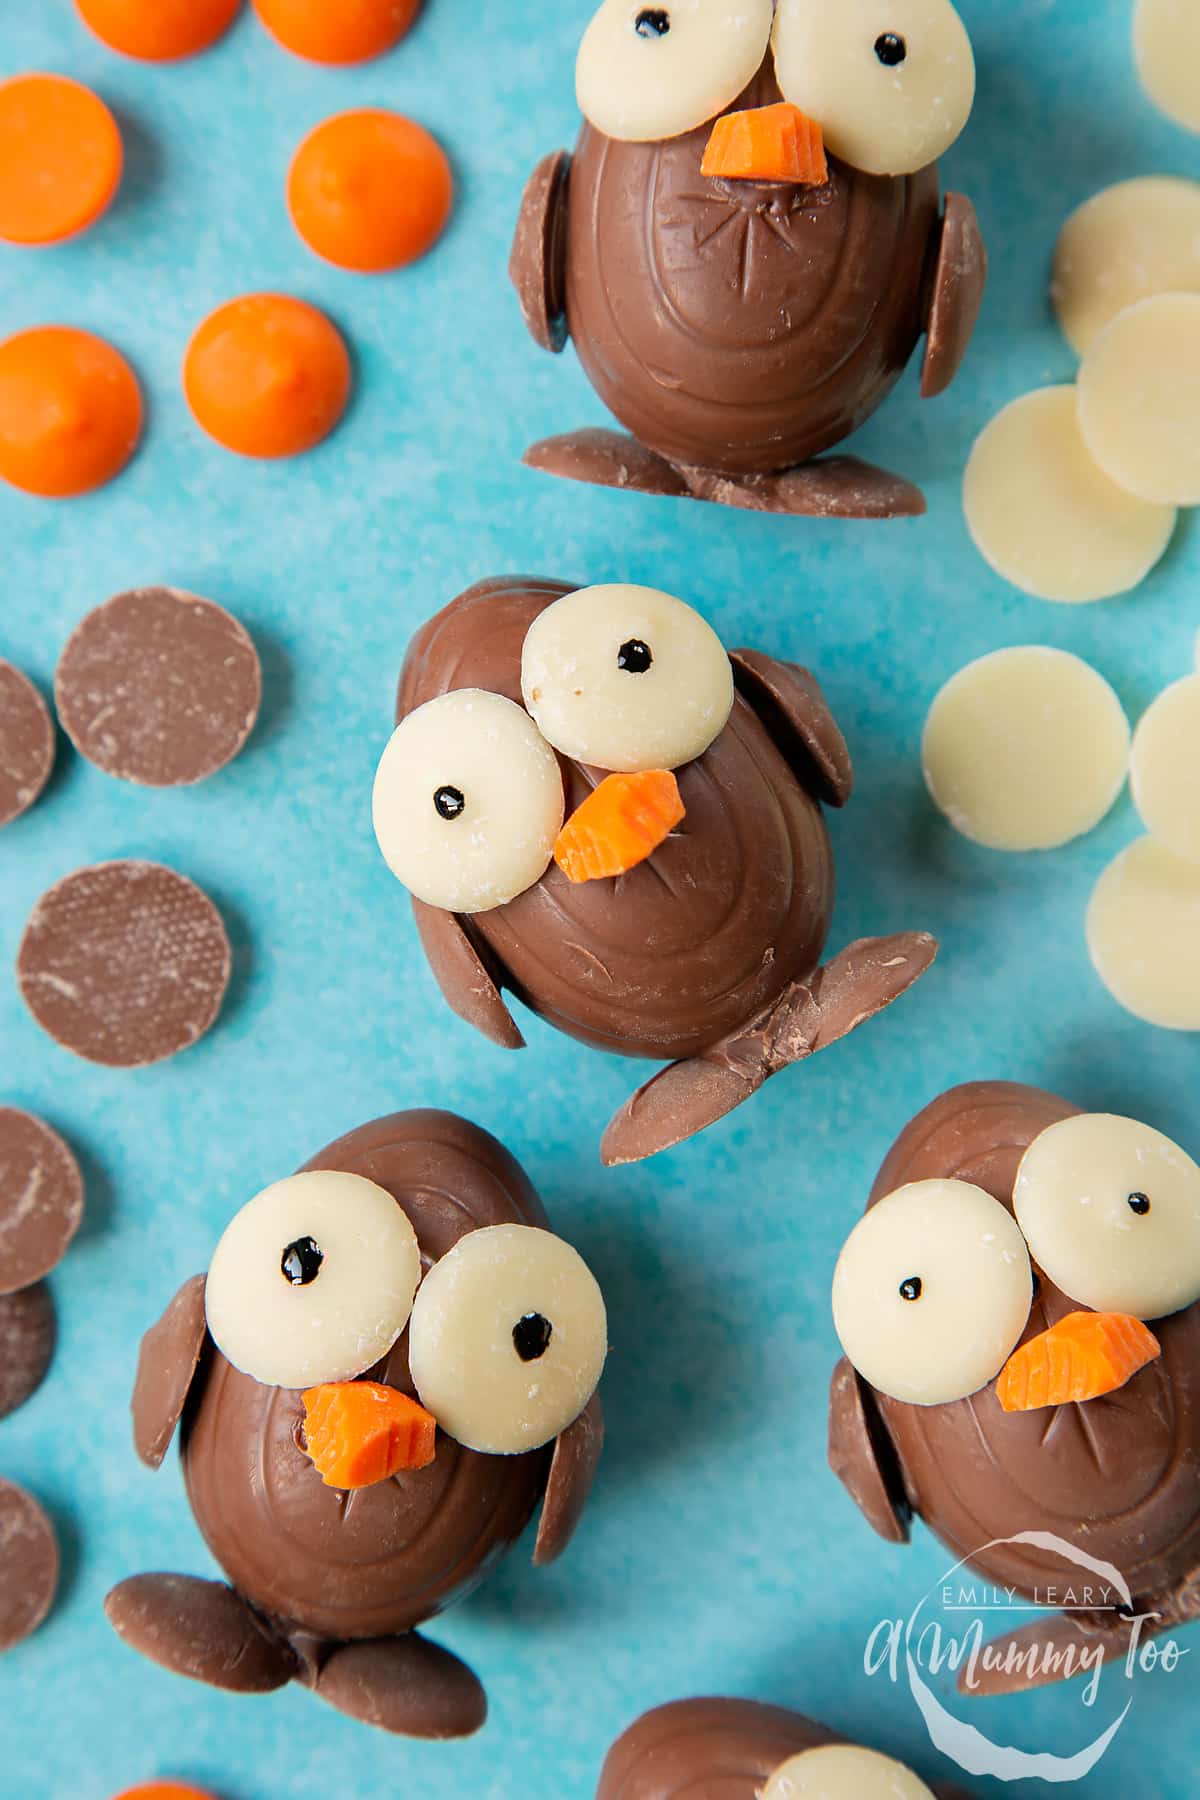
[107,1111,604,1735]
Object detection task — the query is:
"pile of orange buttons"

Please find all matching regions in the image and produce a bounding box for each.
[0,1,451,494]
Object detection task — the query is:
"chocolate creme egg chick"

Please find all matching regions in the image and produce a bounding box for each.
[510,0,987,519]
[595,1697,971,1799]
[373,578,937,1166]
[105,1110,606,1739]
[830,1081,1200,1694]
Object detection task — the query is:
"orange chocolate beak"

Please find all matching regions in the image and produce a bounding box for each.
[996,1311,1161,1413]
[554,768,684,883]
[701,102,828,187]
[302,1381,437,1489]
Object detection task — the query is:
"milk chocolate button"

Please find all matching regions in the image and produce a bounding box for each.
[132,1273,207,1469]
[0,1109,84,1294]
[0,1283,55,1420]
[55,587,261,787]
[0,1480,58,1650]
[104,1573,295,1691]
[18,860,232,1068]
[0,662,54,828]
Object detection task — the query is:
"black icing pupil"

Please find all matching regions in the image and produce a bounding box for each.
[281,1236,324,1286]
[617,638,653,674]
[434,784,466,821]
[1128,1192,1151,1216]
[635,8,670,36]
[899,1276,923,1302]
[513,1311,553,1361]
[875,31,907,65]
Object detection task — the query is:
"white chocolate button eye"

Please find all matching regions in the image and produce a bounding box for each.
[521,585,734,774]
[1015,1114,1200,1321]
[576,0,774,144]
[763,1746,935,1800]
[833,1180,1033,1406]
[205,1172,422,1389]
[373,690,564,914]
[407,1224,607,1455]
[772,0,975,176]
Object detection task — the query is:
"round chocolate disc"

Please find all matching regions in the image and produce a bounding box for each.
[0,1480,58,1650]
[18,861,232,1068]
[0,661,54,828]
[0,1283,55,1419]
[0,1109,84,1295]
[55,586,261,787]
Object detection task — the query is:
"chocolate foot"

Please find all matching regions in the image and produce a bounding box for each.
[958,1610,1140,1698]
[525,428,691,498]
[524,429,926,519]
[313,1631,487,1739]
[105,1572,297,1693]
[960,1571,1200,1697]
[602,931,938,1165]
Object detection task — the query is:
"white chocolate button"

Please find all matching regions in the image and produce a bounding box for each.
[1078,294,1200,505]
[1135,0,1200,134]
[408,1224,607,1455]
[772,0,975,177]
[832,1180,1033,1406]
[576,0,774,144]
[922,647,1131,851]
[962,387,1176,604]
[206,1172,422,1389]
[373,690,564,914]
[1052,177,1200,355]
[764,1746,935,1800]
[1131,675,1200,863]
[521,584,734,774]
[1087,835,1200,1030]
[1015,1113,1200,1321]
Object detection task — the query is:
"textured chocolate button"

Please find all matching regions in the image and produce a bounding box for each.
[0,662,54,828]
[0,1480,58,1650]
[0,1283,55,1420]
[55,586,261,787]
[0,1108,84,1295]
[18,860,232,1068]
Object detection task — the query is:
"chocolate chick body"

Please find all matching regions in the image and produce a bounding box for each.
[399,577,936,1165]
[830,1081,1200,1693]
[512,65,986,518]
[595,1698,970,1798]
[106,1111,603,1738]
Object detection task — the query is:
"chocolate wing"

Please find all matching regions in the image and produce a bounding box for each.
[132,1273,209,1469]
[510,150,571,354]
[729,650,854,808]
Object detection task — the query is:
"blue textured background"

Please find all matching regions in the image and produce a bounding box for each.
[1,2,1198,1795]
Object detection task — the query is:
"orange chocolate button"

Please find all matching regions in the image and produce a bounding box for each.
[252,0,419,64]
[183,294,351,459]
[111,1786,219,1800]
[0,74,122,246]
[288,110,452,273]
[0,327,142,498]
[76,0,242,61]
